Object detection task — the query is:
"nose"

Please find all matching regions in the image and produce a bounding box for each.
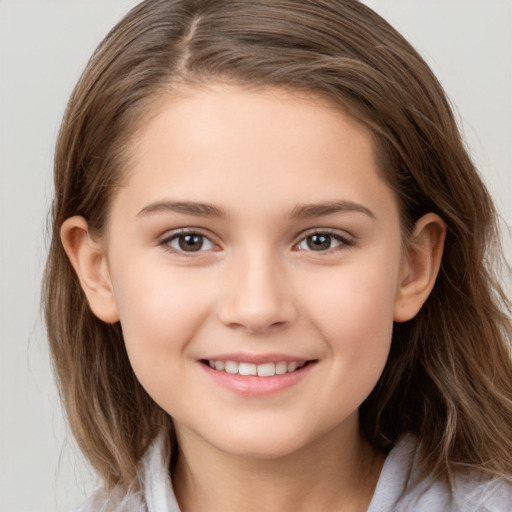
[217,251,298,334]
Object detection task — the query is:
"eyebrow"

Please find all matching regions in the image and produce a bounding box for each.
[136,199,375,220]
[289,200,375,220]
[137,201,227,218]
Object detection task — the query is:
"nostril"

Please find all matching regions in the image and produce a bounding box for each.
[216,273,298,332]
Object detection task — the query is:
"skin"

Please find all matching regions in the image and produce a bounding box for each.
[62,85,445,512]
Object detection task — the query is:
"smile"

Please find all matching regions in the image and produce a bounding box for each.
[200,358,317,396]
[206,360,308,377]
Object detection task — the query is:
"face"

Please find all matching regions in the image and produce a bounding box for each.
[102,85,407,459]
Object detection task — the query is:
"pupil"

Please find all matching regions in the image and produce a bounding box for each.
[179,234,203,251]
[307,234,331,251]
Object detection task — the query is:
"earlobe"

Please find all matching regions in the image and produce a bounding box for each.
[393,213,446,323]
[60,216,120,323]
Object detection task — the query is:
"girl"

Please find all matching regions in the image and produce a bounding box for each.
[44,1,512,510]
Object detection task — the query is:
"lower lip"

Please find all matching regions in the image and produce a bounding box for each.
[199,362,316,397]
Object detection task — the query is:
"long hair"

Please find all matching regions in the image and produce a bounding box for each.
[43,0,512,490]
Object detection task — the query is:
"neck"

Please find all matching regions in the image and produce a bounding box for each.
[173,420,384,512]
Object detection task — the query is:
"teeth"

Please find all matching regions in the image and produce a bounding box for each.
[257,362,275,377]
[238,362,257,376]
[287,362,299,372]
[225,361,238,374]
[275,362,288,375]
[207,360,307,376]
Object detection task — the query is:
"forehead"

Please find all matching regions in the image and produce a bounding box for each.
[113,84,397,221]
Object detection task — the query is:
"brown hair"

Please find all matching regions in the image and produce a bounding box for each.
[44,0,512,491]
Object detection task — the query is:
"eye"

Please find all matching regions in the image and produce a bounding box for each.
[296,231,352,252]
[164,232,215,253]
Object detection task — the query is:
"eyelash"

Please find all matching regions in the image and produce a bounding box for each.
[295,229,354,253]
[158,228,354,255]
[159,229,217,256]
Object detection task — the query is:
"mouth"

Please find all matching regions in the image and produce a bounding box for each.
[199,357,317,396]
[201,359,314,377]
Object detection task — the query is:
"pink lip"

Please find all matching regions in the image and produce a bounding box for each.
[201,353,310,364]
[198,359,317,397]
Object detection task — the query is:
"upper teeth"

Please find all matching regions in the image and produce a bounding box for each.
[208,360,306,376]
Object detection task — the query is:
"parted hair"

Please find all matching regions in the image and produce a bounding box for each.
[44,0,512,491]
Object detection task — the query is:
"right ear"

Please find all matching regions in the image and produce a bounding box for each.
[60,216,120,323]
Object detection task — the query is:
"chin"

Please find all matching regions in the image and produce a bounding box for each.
[221,438,306,460]
[200,422,324,460]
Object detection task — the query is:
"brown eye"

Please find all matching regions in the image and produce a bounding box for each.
[296,231,352,252]
[166,233,215,252]
[179,234,204,251]
[306,234,332,251]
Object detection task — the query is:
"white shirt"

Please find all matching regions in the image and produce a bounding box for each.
[76,433,512,511]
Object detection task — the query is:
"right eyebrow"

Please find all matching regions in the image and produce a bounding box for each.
[137,200,227,218]
[289,200,376,220]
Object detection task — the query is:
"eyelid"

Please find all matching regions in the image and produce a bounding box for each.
[158,228,220,254]
[294,228,355,252]
[156,227,354,254]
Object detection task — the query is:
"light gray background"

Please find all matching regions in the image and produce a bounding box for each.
[0,1,510,511]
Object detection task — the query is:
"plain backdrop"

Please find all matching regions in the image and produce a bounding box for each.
[0,1,510,511]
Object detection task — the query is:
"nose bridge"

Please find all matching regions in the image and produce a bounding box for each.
[217,243,297,333]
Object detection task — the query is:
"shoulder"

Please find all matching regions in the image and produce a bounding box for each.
[450,472,512,512]
[369,435,512,512]
[72,431,180,512]
[72,486,145,512]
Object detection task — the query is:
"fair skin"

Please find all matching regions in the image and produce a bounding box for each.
[62,85,445,512]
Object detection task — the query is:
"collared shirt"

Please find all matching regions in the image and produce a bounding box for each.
[75,433,512,512]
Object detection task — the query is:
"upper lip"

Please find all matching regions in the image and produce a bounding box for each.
[201,353,314,364]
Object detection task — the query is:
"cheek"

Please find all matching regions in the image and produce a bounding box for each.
[305,264,397,333]
[300,256,401,381]
[110,264,214,369]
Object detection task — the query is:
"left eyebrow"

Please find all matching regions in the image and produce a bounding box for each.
[137,200,227,218]
[289,200,376,220]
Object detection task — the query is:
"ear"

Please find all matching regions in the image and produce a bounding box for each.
[60,216,120,323]
[393,213,446,322]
